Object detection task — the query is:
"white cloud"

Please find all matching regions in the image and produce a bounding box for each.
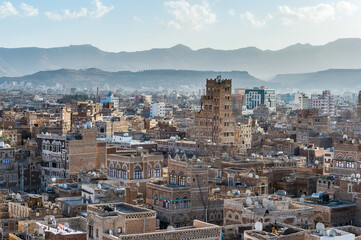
[228,9,235,16]
[0,2,18,18]
[278,4,335,25]
[45,0,113,21]
[336,1,358,15]
[133,16,142,22]
[164,0,216,30]
[0,2,39,18]
[89,0,113,19]
[240,12,271,27]
[45,8,87,21]
[166,20,181,29]
[20,3,38,17]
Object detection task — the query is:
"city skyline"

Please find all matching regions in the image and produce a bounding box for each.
[1,0,361,51]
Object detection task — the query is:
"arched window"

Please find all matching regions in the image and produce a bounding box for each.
[170,170,177,185]
[175,197,180,209]
[134,166,142,179]
[183,196,188,208]
[122,166,127,179]
[147,165,152,178]
[154,165,161,178]
[109,164,114,177]
[179,171,185,186]
[116,164,121,178]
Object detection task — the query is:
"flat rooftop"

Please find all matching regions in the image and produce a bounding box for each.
[115,205,143,214]
[299,198,355,208]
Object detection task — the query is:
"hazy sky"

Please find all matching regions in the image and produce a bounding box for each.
[1,0,361,51]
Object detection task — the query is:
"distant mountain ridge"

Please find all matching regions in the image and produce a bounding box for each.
[269,68,361,91]
[1,38,361,78]
[2,68,361,91]
[0,69,264,90]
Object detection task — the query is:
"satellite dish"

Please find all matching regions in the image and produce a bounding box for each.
[319,229,326,236]
[109,229,113,235]
[167,226,175,231]
[326,230,336,237]
[255,222,263,231]
[254,201,259,207]
[246,197,252,206]
[315,160,319,165]
[255,175,259,179]
[246,190,251,196]
[64,222,69,228]
[16,193,21,201]
[357,174,361,179]
[97,183,102,189]
[248,173,253,178]
[351,174,356,178]
[136,182,140,187]
[300,198,304,203]
[316,222,325,233]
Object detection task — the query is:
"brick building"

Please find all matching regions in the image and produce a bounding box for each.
[107,149,163,199]
[37,129,102,188]
[192,76,236,144]
[146,155,223,228]
[0,144,17,191]
[331,138,361,176]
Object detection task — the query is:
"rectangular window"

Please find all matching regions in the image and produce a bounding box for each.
[154,169,160,177]
[88,225,93,238]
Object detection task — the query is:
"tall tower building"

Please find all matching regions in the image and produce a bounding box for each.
[193,76,236,144]
[357,91,361,122]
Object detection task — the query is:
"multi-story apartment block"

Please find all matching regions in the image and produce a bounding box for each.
[150,102,165,118]
[310,90,335,116]
[193,76,236,144]
[107,149,163,198]
[294,92,309,110]
[0,143,17,191]
[146,155,223,228]
[37,129,99,188]
[331,138,361,176]
[235,118,252,153]
[244,86,276,111]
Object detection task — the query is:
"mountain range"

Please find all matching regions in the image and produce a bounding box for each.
[2,68,361,91]
[0,69,263,90]
[2,38,361,78]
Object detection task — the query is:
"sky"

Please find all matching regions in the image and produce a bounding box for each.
[1,0,361,52]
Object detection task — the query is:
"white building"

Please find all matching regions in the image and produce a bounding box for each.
[310,90,335,115]
[293,92,309,110]
[150,102,165,118]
